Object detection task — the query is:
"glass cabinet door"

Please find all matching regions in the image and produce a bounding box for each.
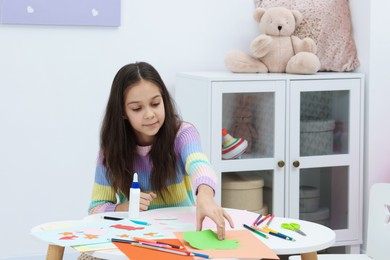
[299,90,350,156]
[210,80,286,216]
[288,79,362,241]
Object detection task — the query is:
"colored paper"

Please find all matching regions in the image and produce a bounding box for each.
[184,229,240,250]
[31,219,170,247]
[114,238,194,260]
[175,230,279,259]
[73,242,116,252]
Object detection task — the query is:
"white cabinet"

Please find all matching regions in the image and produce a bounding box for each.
[175,72,364,250]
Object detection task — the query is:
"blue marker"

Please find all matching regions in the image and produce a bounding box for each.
[130,219,150,226]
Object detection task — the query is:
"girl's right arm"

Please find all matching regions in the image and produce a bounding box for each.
[115,192,157,212]
[88,158,157,214]
[88,162,120,214]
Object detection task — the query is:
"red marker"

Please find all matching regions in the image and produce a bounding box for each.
[256,213,271,226]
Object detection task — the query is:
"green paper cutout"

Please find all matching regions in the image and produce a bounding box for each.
[183,229,240,250]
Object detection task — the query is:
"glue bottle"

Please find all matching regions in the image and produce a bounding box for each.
[128,172,140,219]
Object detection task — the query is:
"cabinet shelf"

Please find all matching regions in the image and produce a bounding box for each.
[219,158,276,172]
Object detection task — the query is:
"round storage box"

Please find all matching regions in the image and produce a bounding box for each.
[300,119,335,156]
[222,173,264,212]
[252,204,268,215]
[300,185,320,213]
[263,186,273,211]
[300,207,330,226]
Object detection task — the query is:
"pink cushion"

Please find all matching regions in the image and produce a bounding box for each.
[254,0,360,72]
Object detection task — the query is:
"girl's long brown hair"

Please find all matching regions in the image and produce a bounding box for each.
[100,62,180,199]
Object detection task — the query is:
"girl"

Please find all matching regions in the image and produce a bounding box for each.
[88,61,234,240]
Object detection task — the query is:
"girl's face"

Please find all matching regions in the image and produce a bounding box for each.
[124,80,165,146]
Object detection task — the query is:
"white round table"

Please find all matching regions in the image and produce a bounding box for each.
[83,207,335,260]
[32,207,335,260]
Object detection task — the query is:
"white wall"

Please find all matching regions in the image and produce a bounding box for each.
[349,0,390,253]
[0,0,257,258]
[367,2,390,185]
[2,0,387,258]
[364,0,390,253]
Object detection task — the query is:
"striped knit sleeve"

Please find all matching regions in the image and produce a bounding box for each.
[176,123,217,194]
[88,153,122,214]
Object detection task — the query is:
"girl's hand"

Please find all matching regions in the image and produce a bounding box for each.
[115,192,157,212]
[196,185,234,240]
[140,192,157,211]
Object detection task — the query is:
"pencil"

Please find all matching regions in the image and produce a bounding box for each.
[268,230,295,241]
[133,237,183,249]
[190,251,212,259]
[263,227,295,241]
[243,224,268,239]
[113,238,211,258]
[138,241,172,249]
[131,242,191,256]
[251,225,269,233]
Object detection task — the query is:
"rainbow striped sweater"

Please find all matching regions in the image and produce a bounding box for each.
[88,122,217,214]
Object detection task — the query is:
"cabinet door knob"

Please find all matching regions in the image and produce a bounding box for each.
[277,160,285,168]
[293,160,300,168]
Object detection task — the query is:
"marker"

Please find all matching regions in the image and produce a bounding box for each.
[256,213,271,226]
[265,213,275,227]
[130,219,150,226]
[103,216,123,221]
[252,213,263,226]
[243,224,268,239]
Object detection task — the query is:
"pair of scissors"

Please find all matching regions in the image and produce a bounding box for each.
[281,223,306,236]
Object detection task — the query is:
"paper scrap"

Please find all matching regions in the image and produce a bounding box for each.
[184,229,240,249]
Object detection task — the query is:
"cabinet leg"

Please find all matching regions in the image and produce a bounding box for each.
[46,245,65,260]
[346,244,360,254]
[300,252,318,260]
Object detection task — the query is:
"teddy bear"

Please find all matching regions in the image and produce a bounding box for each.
[224,6,320,74]
[229,95,258,153]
